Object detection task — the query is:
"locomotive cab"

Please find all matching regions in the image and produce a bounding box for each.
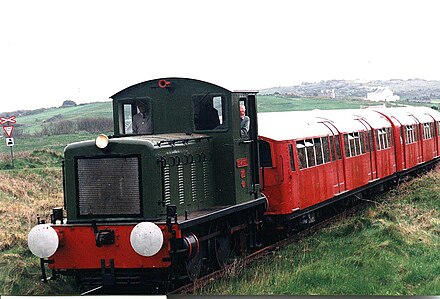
[111,78,263,211]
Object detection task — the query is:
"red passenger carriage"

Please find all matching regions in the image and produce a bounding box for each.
[258,107,440,223]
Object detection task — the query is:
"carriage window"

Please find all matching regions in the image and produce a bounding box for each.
[322,137,330,163]
[329,136,336,161]
[314,138,323,165]
[305,139,315,168]
[344,132,365,157]
[297,141,307,169]
[193,94,226,131]
[360,132,367,153]
[344,134,350,157]
[335,135,342,160]
[259,140,272,167]
[288,144,295,171]
[423,123,433,139]
[406,125,415,144]
[123,104,133,134]
[387,128,394,147]
[376,128,390,150]
[330,135,342,160]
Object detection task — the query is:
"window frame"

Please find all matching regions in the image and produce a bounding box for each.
[192,93,228,132]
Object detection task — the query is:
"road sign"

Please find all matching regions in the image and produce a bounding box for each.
[0,116,17,124]
[6,138,14,147]
[3,126,13,137]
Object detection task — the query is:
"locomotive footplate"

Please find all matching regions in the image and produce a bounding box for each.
[176,197,266,229]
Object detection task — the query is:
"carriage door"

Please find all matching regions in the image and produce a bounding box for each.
[321,122,345,194]
[357,119,377,181]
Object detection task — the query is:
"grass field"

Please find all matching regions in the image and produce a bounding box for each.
[257,95,387,112]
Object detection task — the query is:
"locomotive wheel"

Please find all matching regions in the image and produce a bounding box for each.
[185,250,203,281]
[209,221,232,269]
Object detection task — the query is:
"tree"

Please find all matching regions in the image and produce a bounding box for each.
[61,100,77,107]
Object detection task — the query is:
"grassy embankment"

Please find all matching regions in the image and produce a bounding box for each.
[0,97,438,295]
[0,103,112,294]
[198,168,440,295]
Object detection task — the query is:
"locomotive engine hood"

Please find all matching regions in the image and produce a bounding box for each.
[63,133,213,223]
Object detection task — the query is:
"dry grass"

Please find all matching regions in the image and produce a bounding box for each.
[0,168,63,251]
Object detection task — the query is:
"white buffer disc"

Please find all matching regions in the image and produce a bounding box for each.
[130,222,164,257]
[28,224,59,258]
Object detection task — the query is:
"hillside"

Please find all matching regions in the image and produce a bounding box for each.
[260,78,440,102]
[1,102,113,136]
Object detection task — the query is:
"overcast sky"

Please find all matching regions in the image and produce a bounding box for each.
[1,0,439,113]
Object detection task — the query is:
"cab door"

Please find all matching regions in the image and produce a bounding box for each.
[234,93,260,202]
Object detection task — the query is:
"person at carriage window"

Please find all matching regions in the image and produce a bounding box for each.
[196,98,220,130]
[240,105,250,138]
[132,101,152,134]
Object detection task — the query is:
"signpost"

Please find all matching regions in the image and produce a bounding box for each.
[3,126,13,137]
[1,115,16,168]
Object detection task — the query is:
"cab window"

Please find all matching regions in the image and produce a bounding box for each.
[120,100,153,135]
[239,99,250,139]
[123,104,133,134]
[193,94,226,131]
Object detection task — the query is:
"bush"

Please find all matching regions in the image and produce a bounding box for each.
[40,118,113,136]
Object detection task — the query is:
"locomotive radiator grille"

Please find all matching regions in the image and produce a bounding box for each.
[178,164,185,205]
[163,165,171,205]
[191,163,197,202]
[203,160,209,202]
[77,156,141,216]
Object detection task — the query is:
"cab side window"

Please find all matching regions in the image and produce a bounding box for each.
[193,94,226,131]
[239,99,250,138]
[123,104,133,134]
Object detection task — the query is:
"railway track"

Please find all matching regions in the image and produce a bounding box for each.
[170,199,370,295]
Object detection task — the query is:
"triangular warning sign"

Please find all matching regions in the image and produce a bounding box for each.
[3,126,13,137]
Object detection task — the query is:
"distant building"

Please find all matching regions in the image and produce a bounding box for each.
[320,89,336,99]
[367,87,400,102]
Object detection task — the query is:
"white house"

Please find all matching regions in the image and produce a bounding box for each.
[367,87,400,102]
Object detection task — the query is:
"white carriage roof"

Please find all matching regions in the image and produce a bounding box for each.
[258,111,331,141]
[258,108,401,141]
[258,107,440,141]
[374,106,440,125]
[318,108,392,131]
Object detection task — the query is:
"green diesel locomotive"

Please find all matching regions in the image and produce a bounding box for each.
[28,78,267,290]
